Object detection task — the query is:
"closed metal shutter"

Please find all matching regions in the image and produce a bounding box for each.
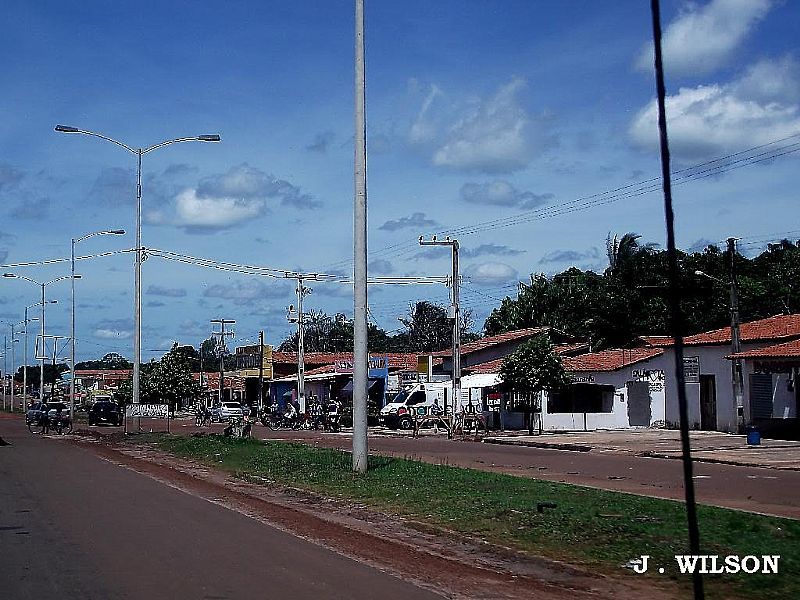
[750,373,774,420]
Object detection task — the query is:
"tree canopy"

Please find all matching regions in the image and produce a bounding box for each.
[485,235,800,349]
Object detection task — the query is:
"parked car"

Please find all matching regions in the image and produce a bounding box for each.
[211,402,244,422]
[88,400,122,426]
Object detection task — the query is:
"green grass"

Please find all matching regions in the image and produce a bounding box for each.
[138,433,798,600]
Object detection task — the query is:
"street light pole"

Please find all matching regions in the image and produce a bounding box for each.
[23,303,43,407]
[419,236,461,422]
[726,238,744,430]
[71,229,125,422]
[55,125,220,407]
[4,274,79,400]
[695,254,744,431]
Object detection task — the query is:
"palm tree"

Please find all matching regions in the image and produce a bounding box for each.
[606,232,642,275]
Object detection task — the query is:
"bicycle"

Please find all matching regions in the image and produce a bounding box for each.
[195,409,211,427]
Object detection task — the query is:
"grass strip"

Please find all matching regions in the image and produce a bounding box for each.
[141,433,798,600]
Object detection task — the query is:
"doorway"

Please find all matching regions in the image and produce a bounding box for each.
[700,374,716,430]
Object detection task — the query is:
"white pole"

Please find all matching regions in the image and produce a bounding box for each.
[352,0,369,473]
[40,284,45,400]
[70,238,76,422]
[133,150,143,405]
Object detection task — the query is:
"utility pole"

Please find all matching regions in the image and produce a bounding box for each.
[10,323,17,411]
[23,306,40,409]
[419,235,461,423]
[353,0,369,473]
[211,319,235,405]
[286,278,311,413]
[3,335,7,409]
[258,330,265,410]
[46,335,67,400]
[728,237,744,431]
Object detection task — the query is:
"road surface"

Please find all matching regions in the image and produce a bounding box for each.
[0,419,443,600]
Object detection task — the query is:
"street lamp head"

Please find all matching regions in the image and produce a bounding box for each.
[73,275,82,279]
[54,125,80,133]
[197,134,221,142]
[110,229,126,235]
[694,270,705,276]
[3,273,17,278]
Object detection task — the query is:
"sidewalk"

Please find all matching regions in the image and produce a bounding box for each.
[484,429,800,470]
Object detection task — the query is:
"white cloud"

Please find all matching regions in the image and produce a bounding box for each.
[636,0,772,76]
[465,262,518,286]
[432,78,541,173]
[94,329,132,339]
[173,188,265,230]
[630,57,800,159]
[409,78,552,174]
[409,84,443,144]
[460,180,553,209]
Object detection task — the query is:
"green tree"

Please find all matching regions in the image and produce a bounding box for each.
[115,345,199,413]
[499,336,571,434]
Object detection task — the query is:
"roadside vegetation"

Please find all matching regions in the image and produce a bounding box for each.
[141,433,798,600]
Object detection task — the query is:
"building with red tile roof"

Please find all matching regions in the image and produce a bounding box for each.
[639,314,800,347]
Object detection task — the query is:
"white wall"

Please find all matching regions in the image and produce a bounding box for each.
[662,341,783,432]
[539,354,669,431]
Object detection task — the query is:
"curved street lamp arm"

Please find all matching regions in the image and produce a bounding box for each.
[75,229,126,244]
[54,126,137,154]
[44,274,79,286]
[142,135,220,154]
[4,273,41,286]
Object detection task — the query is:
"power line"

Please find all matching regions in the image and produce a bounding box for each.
[323,134,800,272]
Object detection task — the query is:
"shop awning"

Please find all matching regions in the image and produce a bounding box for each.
[340,378,380,394]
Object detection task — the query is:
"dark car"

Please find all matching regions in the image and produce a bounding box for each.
[88,401,122,426]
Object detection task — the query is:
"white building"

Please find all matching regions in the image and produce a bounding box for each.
[640,314,800,432]
[540,347,668,431]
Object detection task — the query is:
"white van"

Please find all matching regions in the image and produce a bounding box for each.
[379,382,451,430]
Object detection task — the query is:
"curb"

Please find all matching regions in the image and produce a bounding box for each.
[482,437,593,452]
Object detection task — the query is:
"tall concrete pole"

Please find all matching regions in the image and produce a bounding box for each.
[24,306,29,408]
[258,330,264,410]
[40,284,45,400]
[71,237,76,421]
[10,323,16,411]
[297,279,306,413]
[352,0,369,473]
[728,237,744,429]
[451,239,461,419]
[3,335,6,408]
[133,149,143,405]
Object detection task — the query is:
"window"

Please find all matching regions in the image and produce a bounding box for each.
[547,384,615,413]
[407,391,427,405]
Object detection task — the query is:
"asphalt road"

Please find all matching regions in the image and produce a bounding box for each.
[225,425,800,519]
[0,420,442,600]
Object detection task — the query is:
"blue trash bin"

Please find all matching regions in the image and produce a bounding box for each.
[746,426,761,446]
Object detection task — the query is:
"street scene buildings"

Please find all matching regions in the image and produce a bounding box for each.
[2,2,799,599]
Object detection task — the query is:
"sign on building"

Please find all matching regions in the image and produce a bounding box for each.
[334,357,388,375]
[632,368,665,392]
[417,355,432,381]
[235,344,273,379]
[125,404,169,419]
[683,356,700,384]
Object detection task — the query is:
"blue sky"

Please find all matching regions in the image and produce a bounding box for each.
[1,0,798,362]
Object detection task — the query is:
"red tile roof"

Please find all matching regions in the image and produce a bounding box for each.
[271,352,420,370]
[639,315,800,347]
[432,327,550,357]
[728,338,800,360]
[563,348,664,372]
[463,343,595,375]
